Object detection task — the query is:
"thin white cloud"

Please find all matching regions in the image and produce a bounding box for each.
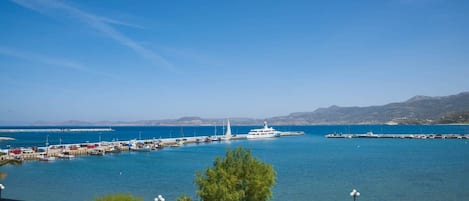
[0,46,118,79]
[98,16,147,29]
[11,0,173,70]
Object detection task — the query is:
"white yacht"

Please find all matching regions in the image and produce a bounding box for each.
[246,121,279,139]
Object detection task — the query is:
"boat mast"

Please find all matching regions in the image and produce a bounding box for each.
[214,124,217,137]
[45,135,49,155]
[222,120,225,136]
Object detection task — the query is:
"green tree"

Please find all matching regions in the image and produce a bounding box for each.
[94,193,143,201]
[195,147,276,201]
[176,195,193,201]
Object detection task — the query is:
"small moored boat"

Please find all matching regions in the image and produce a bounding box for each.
[57,152,75,160]
[131,145,151,152]
[37,155,56,161]
[90,148,105,156]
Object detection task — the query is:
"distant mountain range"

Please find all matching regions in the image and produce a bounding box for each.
[24,91,469,126]
[268,92,469,125]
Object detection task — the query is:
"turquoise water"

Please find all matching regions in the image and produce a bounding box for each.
[1,125,469,201]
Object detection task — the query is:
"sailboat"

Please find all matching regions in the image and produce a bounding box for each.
[220,119,232,141]
[209,123,220,141]
[38,135,56,161]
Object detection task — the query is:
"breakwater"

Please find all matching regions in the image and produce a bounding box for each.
[325,132,469,139]
[0,128,114,133]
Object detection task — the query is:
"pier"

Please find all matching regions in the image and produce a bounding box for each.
[0,131,304,162]
[325,132,469,139]
[279,131,305,136]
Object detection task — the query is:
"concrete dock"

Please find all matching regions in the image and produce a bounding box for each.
[0,131,304,162]
[325,132,469,139]
[0,128,114,133]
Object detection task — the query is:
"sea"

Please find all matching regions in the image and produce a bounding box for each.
[0,125,469,201]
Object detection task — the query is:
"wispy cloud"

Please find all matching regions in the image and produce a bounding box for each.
[0,46,118,79]
[98,16,147,29]
[11,0,173,70]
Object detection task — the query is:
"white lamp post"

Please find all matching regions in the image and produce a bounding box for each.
[0,184,5,200]
[350,189,360,201]
[154,194,165,201]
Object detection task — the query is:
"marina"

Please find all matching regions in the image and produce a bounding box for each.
[0,122,304,162]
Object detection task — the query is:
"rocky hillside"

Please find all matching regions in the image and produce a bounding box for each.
[435,111,469,124]
[268,92,469,125]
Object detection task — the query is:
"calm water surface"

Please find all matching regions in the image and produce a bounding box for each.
[1,125,469,201]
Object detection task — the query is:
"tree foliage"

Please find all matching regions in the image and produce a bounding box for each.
[94,193,143,201]
[176,195,193,201]
[195,147,276,201]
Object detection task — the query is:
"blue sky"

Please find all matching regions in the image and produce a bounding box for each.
[1,0,468,123]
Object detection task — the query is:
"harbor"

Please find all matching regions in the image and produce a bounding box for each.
[0,122,304,162]
[325,131,469,139]
[2,124,469,201]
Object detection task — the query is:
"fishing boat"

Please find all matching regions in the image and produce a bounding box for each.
[38,135,56,161]
[90,148,105,156]
[169,140,184,147]
[57,152,75,160]
[106,146,122,154]
[246,121,279,139]
[37,154,56,161]
[130,141,152,152]
[131,145,151,152]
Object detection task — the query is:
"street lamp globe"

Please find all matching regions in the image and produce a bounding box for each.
[350,189,360,201]
[155,194,165,201]
[0,184,4,200]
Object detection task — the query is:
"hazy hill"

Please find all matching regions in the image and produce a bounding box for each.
[268,92,469,125]
[435,110,469,124]
[23,91,469,126]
